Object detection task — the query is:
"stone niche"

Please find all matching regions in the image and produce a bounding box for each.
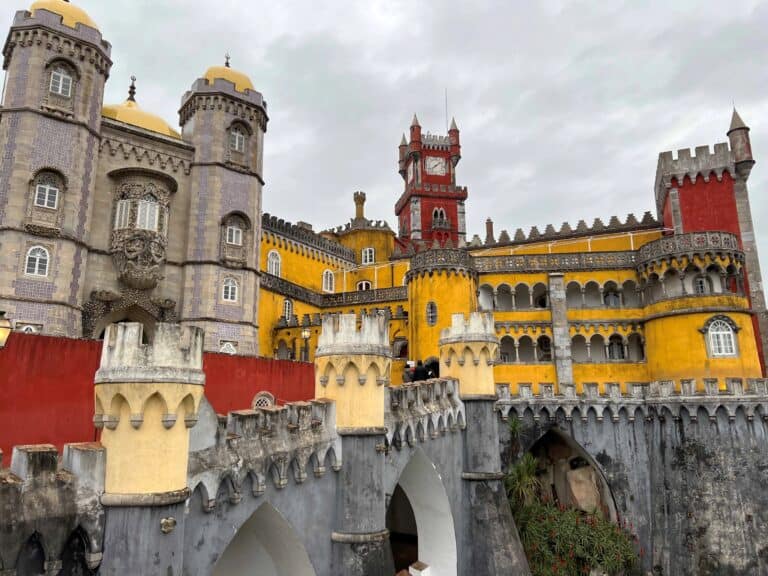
[108,169,177,291]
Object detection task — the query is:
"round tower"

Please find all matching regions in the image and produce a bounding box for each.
[0,0,111,336]
[406,248,478,367]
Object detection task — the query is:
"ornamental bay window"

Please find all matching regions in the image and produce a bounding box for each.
[220,213,251,267]
[27,170,66,231]
[113,195,168,235]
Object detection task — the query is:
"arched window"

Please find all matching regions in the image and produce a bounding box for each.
[357,280,372,291]
[694,276,708,295]
[25,246,49,277]
[253,391,275,408]
[267,251,281,276]
[537,335,552,362]
[283,299,293,320]
[607,335,625,360]
[230,127,246,153]
[362,247,375,265]
[226,224,243,246]
[708,319,736,357]
[322,270,335,293]
[603,287,621,308]
[222,278,238,302]
[49,66,73,97]
[426,302,438,326]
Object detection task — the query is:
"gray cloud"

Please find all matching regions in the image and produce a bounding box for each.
[4,0,768,268]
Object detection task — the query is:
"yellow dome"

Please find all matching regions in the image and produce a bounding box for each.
[204,65,254,93]
[102,100,181,139]
[30,0,98,30]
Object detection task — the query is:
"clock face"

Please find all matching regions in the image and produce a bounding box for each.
[425,156,447,176]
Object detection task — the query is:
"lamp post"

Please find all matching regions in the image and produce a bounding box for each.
[0,311,11,348]
[301,327,311,362]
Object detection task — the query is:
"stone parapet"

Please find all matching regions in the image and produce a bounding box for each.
[315,313,390,358]
[439,312,497,346]
[385,378,466,449]
[475,250,637,273]
[95,322,205,385]
[637,231,742,268]
[262,213,355,262]
[496,377,768,422]
[187,399,341,510]
[407,248,475,280]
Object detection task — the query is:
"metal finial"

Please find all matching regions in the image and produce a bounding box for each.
[128,76,136,102]
[225,53,231,68]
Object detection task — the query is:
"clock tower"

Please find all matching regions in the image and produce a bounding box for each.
[395,115,467,249]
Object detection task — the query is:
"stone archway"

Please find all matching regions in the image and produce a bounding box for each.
[386,449,457,575]
[212,502,316,576]
[92,305,157,343]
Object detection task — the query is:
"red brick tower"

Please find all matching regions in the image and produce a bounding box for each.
[395,116,467,249]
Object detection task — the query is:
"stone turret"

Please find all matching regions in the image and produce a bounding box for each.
[439,312,498,397]
[728,108,754,178]
[95,322,205,574]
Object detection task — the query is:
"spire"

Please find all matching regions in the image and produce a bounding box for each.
[127,75,136,102]
[449,117,458,131]
[225,52,231,68]
[400,133,407,146]
[729,108,748,133]
[411,114,420,127]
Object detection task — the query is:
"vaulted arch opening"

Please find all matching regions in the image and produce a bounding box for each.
[386,449,457,575]
[212,502,316,576]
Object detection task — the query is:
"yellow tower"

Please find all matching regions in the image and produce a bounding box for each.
[439,312,498,397]
[94,322,205,499]
[407,248,478,366]
[314,313,391,431]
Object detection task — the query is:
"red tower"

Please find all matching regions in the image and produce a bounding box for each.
[395,115,467,249]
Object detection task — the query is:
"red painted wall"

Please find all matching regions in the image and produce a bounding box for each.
[674,172,741,240]
[0,333,314,457]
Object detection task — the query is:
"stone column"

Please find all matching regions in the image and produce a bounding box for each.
[95,323,206,575]
[439,313,531,574]
[548,273,574,386]
[314,314,392,576]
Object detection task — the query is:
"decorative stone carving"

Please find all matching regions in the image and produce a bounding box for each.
[112,229,167,290]
[82,289,178,339]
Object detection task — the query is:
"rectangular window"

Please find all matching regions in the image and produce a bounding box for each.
[230,130,245,153]
[362,247,375,265]
[50,69,72,97]
[137,201,159,232]
[226,226,243,246]
[34,184,58,209]
[114,200,130,229]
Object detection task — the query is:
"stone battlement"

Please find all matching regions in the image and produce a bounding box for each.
[315,313,391,357]
[422,132,452,149]
[385,378,466,448]
[440,312,498,346]
[496,377,768,422]
[262,213,356,262]
[187,398,341,508]
[95,322,205,385]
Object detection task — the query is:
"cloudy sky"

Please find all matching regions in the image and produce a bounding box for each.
[4,0,768,262]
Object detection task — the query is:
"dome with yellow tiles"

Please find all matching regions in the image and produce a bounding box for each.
[30,0,98,30]
[204,58,254,93]
[102,79,181,139]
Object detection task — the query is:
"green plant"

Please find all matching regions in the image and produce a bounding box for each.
[508,415,522,439]
[505,452,541,507]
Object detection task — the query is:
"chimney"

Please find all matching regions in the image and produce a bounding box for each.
[485,218,495,245]
[354,191,366,220]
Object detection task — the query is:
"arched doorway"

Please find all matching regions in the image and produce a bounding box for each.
[213,502,316,576]
[93,305,157,343]
[386,450,457,575]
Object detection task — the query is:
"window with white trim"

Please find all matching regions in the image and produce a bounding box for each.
[226,225,243,246]
[222,278,239,302]
[708,319,736,357]
[283,299,293,319]
[49,67,72,97]
[25,246,49,277]
[362,247,375,265]
[426,302,438,326]
[357,280,372,291]
[267,250,281,277]
[322,270,335,293]
[34,184,59,209]
[114,200,131,229]
[137,198,160,231]
[219,341,238,355]
[230,128,246,153]
[253,391,275,408]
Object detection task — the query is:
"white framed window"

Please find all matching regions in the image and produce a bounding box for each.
[253,391,275,408]
[357,280,372,291]
[230,129,246,153]
[114,200,131,229]
[267,250,281,276]
[322,270,335,293]
[426,302,438,326]
[709,319,736,357]
[226,225,243,246]
[362,247,375,265]
[137,199,159,232]
[283,299,293,319]
[18,324,42,334]
[694,277,708,295]
[222,278,239,302]
[34,184,59,209]
[25,246,49,277]
[49,67,72,97]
